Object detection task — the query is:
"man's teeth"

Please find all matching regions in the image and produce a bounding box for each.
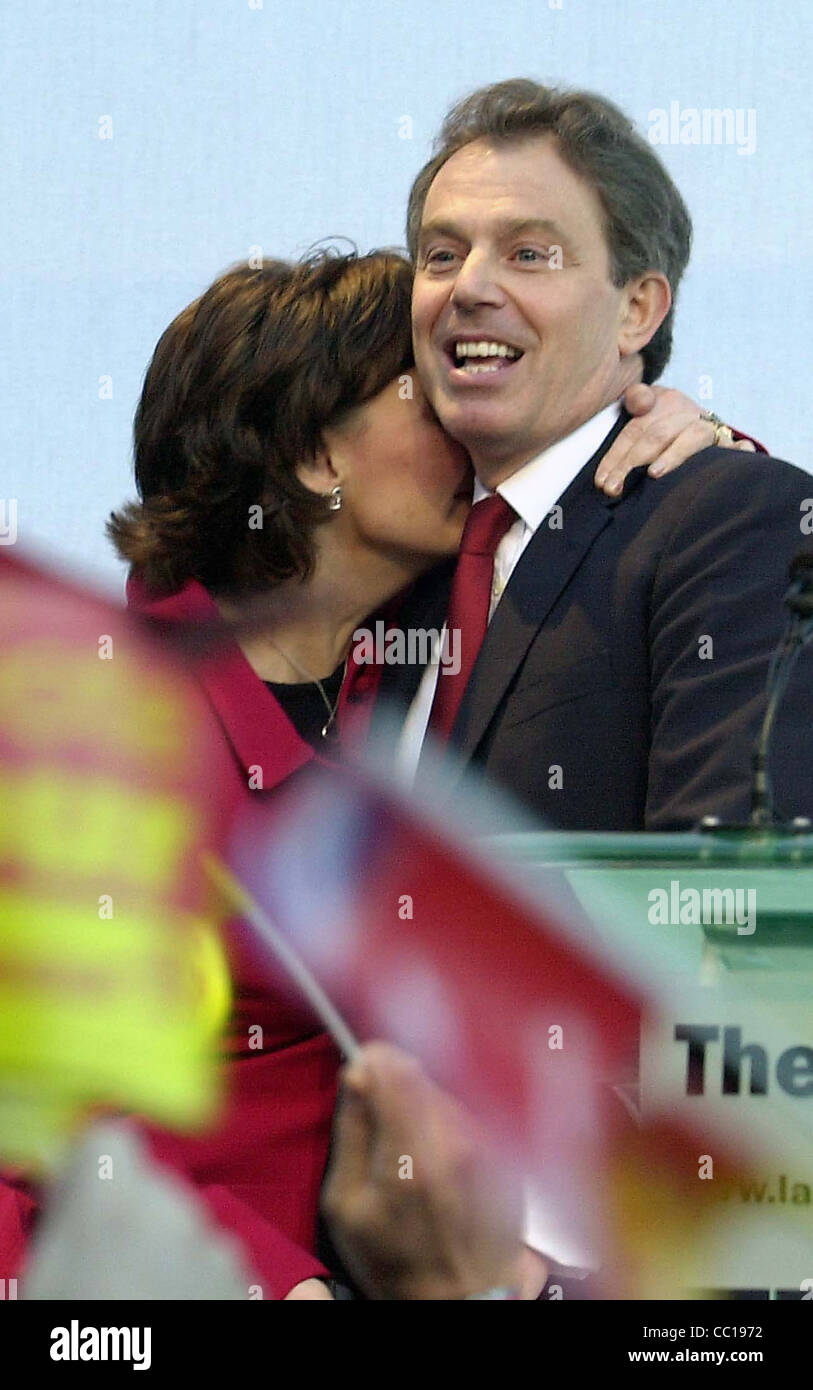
[450,339,519,372]
[454,340,521,362]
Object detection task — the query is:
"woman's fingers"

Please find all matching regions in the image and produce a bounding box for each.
[597,414,715,493]
[621,382,658,417]
[597,386,755,495]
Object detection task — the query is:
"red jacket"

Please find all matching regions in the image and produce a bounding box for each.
[1,575,382,1299]
[129,576,384,1296]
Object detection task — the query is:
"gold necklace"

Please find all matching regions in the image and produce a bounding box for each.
[265,637,348,739]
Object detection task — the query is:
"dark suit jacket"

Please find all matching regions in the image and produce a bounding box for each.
[380,416,813,831]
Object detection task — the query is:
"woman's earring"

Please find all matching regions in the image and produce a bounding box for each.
[327,485,343,512]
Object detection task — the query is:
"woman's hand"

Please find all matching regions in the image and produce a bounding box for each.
[594,384,757,496]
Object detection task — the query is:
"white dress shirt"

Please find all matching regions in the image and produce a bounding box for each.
[396,402,622,783]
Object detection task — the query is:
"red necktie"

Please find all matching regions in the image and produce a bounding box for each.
[429,493,517,743]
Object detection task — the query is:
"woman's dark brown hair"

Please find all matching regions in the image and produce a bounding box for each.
[108,248,415,595]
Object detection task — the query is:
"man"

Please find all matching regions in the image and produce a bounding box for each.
[386,79,813,830]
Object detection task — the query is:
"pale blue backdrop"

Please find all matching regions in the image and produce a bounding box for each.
[2,0,811,590]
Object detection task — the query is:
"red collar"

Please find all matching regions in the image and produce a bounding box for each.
[126,575,315,793]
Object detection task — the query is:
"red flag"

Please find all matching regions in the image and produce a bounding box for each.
[230,760,760,1291]
[232,761,642,1267]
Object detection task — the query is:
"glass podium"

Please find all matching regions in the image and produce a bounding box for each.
[488,830,813,1297]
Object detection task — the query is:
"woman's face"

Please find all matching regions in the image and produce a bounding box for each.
[322,375,473,568]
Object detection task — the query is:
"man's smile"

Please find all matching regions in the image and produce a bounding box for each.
[440,333,527,386]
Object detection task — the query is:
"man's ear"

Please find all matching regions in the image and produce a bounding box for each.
[618,272,671,358]
[295,444,340,497]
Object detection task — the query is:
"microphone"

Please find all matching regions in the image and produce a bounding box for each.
[748,552,813,827]
[785,551,813,618]
[699,551,813,834]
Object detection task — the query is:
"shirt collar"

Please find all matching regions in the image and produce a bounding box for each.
[472,401,622,531]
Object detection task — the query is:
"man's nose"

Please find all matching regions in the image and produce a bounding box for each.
[450,250,504,312]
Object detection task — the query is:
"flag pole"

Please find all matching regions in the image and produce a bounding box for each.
[202,854,360,1061]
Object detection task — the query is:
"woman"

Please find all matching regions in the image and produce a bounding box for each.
[106,248,753,1298]
[111,250,478,1300]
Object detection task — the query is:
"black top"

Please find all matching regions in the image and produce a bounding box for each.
[264,661,345,747]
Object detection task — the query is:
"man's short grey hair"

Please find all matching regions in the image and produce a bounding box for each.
[406,79,692,383]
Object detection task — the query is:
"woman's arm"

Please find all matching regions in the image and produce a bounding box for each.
[595,384,763,496]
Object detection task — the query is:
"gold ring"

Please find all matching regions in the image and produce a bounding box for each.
[699,411,734,447]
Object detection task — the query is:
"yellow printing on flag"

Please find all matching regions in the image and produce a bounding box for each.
[0,885,231,1170]
[0,637,187,766]
[0,573,236,1171]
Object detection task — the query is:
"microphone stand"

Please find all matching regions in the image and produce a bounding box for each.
[699,558,813,837]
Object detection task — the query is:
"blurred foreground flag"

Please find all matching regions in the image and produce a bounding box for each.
[0,552,234,1170]
[231,760,754,1296]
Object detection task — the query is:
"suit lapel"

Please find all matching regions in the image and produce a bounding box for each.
[451,414,633,761]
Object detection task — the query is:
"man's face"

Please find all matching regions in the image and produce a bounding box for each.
[412,135,638,482]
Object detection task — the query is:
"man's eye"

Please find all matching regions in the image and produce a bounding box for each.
[513,247,545,263]
[424,249,457,267]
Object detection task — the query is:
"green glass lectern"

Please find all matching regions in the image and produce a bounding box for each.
[488,830,813,1297]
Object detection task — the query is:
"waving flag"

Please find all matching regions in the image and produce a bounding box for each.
[0,552,234,1171]
[231,761,640,1277]
[228,757,758,1295]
